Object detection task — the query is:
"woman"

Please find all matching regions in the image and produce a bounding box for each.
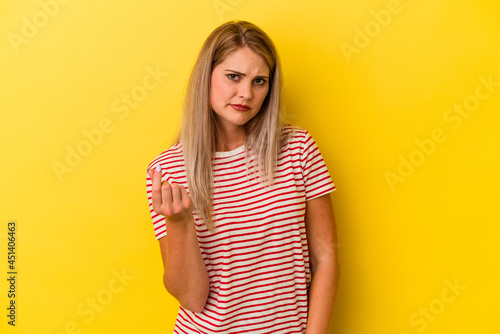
[146,20,339,333]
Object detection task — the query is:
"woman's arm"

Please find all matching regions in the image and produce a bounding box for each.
[148,166,210,313]
[304,193,340,334]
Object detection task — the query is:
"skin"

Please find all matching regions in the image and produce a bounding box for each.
[148,46,340,332]
[304,193,340,333]
[209,46,270,151]
[147,166,209,313]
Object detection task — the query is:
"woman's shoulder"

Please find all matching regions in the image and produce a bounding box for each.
[147,141,184,170]
[281,124,313,144]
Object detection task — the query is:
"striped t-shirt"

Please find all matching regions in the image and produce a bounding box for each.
[146,125,336,333]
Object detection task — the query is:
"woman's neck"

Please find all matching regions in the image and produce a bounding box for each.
[216,126,246,152]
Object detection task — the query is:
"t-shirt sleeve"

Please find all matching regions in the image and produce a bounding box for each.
[146,164,169,240]
[300,130,336,200]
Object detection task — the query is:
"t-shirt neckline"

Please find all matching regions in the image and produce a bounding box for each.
[215,144,245,158]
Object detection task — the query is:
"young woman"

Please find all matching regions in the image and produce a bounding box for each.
[146,20,339,334]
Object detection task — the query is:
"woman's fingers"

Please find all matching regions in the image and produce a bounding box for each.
[150,165,163,212]
[161,181,173,215]
[149,164,193,219]
[170,183,182,213]
[166,183,193,218]
[172,183,193,210]
[179,184,193,210]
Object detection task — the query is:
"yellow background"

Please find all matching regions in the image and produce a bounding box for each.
[1,0,499,333]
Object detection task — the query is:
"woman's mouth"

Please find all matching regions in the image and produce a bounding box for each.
[230,104,251,111]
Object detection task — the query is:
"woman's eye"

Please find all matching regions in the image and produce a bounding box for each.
[227,74,239,80]
[254,78,266,85]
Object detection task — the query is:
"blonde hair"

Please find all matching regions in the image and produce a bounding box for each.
[178,20,289,232]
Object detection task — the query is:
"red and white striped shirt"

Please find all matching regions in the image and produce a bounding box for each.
[146,125,336,333]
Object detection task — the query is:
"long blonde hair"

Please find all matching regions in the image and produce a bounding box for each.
[178,20,289,232]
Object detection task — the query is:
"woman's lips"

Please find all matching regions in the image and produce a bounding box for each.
[230,104,251,111]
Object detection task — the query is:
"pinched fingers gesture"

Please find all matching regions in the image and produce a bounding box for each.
[148,165,194,223]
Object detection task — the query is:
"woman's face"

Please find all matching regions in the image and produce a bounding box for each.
[210,46,270,133]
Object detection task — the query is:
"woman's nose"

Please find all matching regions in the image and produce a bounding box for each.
[237,81,253,99]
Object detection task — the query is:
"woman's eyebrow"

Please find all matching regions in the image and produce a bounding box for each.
[224,69,269,79]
